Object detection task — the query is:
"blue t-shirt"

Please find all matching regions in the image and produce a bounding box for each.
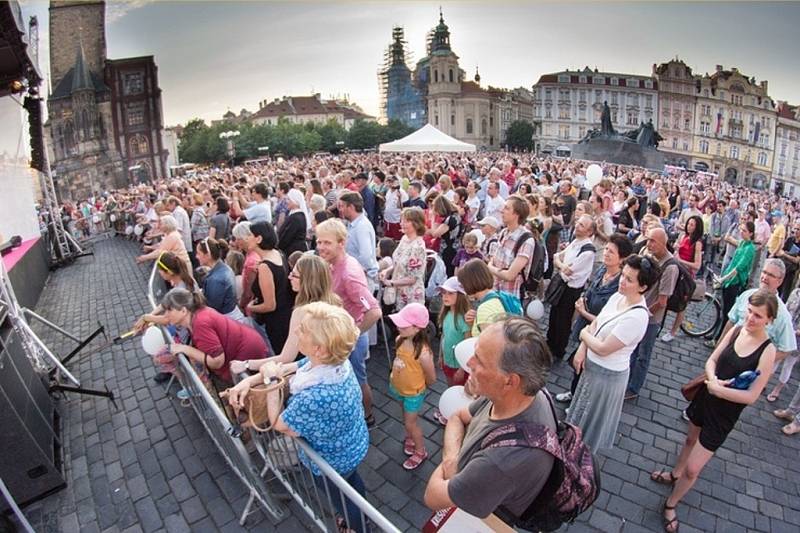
[281,360,369,476]
[728,288,797,352]
[243,201,272,224]
[202,261,238,314]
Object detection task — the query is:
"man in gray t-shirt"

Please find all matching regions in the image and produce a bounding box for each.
[424,318,555,522]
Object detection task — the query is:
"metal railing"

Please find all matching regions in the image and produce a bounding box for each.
[146,262,401,531]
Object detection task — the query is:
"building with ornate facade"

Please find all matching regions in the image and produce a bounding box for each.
[773,102,800,197]
[532,67,658,155]
[46,0,167,200]
[690,65,775,189]
[415,11,532,149]
[378,27,426,128]
[652,59,696,167]
[248,94,374,130]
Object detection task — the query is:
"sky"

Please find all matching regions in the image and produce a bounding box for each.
[14,1,800,128]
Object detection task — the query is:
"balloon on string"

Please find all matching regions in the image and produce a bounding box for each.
[141,326,168,356]
[526,299,545,320]
[454,337,477,372]
[92,215,100,223]
[125,225,134,236]
[134,224,144,236]
[438,386,472,419]
[585,164,603,189]
[110,214,117,222]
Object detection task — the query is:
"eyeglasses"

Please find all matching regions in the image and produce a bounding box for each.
[156,252,173,275]
[762,270,782,279]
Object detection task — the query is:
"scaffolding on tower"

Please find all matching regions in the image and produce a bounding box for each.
[376,26,426,129]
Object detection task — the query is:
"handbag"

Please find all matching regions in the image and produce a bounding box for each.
[680,373,705,401]
[383,286,397,306]
[221,376,286,432]
[544,274,566,306]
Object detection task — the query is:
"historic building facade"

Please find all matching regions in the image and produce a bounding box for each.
[690,66,776,189]
[248,94,374,130]
[532,67,658,155]
[379,27,426,129]
[773,102,800,197]
[46,0,167,200]
[653,59,696,167]
[416,11,532,149]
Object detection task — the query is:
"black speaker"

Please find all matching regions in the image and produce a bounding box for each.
[0,321,65,511]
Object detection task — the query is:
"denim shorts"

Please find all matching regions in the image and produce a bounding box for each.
[389,384,426,413]
[349,332,369,385]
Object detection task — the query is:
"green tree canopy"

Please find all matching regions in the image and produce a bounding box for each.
[504,120,534,151]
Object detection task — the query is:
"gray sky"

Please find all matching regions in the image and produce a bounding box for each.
[16,1,800,128]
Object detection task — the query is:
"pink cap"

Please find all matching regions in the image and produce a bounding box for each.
[388,303,429,329]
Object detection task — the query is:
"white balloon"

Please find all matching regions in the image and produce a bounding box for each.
[92,214,100,223]
[134,224,144,236]
[141,326,168,356]
[454,337,477,372]
[585,164,603,189]
[438,386,472,419]
[125,225,134,235]
[110,214,117,222]
[526,299,545,320]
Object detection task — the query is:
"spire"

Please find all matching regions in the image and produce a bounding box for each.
[431,8,451,52]
[474,66,481,84]
[71,41,94,93]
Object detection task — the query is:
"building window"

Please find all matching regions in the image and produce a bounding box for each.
[611,77,618,86]
[489,116,494,128]
[699,140,709,154]
[434,69,439,83]
[129,134,149,156]
[730,145,739,159]
[451,114,455,126]
[435,115,439,126]
[610,92,618,105]
[672,137,678,149]
[449,69,454,83]
[758,152,768,166]
[644,80,653,89]
[579,75,587,84]
[626,111,637,126]
[466,118,473,134]
[558,108,570,120]
[123,72,144,95]
[481,119,487,135]
[612,110,618,123]
[593,76,605,85]
[558,74,570,83]
[126,103,145,127]
[684,118,691,130]
[701,121,710,134]
[544,108,551,119]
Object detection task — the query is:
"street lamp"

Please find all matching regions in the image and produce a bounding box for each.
[219,130,241,167]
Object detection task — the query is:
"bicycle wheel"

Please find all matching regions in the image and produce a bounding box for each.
[680,293,721,338]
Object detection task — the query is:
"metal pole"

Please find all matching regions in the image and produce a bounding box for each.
[0,477,35,533]
[22,308,83,343]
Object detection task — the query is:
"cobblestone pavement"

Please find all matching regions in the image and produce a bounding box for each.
[20,238,800,532]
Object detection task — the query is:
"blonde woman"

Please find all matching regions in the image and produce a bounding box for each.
[226,302,369,532]
[135,215,191,273]
[230,254,341,374]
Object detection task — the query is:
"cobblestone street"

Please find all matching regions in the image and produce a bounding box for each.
[20,238,800,532]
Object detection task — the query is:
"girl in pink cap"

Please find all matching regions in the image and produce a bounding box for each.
[388,303,436,470]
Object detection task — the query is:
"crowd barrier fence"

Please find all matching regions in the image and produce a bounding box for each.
[147,262,401,532]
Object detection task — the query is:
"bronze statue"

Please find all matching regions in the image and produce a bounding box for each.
[600,101,615,137]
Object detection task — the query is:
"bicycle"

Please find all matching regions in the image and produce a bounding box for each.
[679,274,722,338]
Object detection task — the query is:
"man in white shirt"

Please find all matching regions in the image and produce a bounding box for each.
[546,214,596,360]
[382,175,408,240]
[240,182,273,224]
[166,196,192,253]
[484,182,505,223]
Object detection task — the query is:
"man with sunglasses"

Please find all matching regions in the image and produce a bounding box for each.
[626,227,679,400]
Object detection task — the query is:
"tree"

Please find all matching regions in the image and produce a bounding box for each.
[505,120,534,151]
[347,119,384,150]
[178,118,210,163]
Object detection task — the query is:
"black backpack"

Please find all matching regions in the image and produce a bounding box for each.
[480,393,601,532]
[665,257,696,313]
[512,231,546,296]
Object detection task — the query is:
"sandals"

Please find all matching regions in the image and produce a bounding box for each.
[767,392,780,403]
[402,449,428,470]
[431,409,448,426]
[782,421,800,435]
[650,469,678,486]
[773,408,796,421]
[403,437,415,456]
[663,500,679,533]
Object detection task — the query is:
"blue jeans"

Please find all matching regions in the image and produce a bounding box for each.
[627,322,660,395]
[314,469,369,533]
[349,333,369,385]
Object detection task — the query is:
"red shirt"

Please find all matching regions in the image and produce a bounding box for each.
[677,236,698,277]
[191,306,268,382]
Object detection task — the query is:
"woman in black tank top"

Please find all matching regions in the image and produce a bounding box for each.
[649,289,778,533]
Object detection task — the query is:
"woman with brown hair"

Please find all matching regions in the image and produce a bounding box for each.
[426,196,461,277]
[457,258,505,337]
[381,207,427,310]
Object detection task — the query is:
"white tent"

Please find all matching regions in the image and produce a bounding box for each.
[379,124,476,153]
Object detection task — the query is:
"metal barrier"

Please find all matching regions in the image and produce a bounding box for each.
[146,262,402,531]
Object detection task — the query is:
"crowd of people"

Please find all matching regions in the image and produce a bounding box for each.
[61,151,800,532]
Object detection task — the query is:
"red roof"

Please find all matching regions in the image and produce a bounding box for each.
[535,71,657,90]
[460,81,489,96]
[250,95,374,121]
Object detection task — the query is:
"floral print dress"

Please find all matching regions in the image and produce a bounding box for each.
[391,235,427,309]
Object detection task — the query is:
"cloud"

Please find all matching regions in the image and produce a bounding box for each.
[106,0,154,23]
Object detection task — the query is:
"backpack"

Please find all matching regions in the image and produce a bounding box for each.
[665,257,696,313]
[512,231,546,296]
[482,290,524,317]
[480,393,601,532]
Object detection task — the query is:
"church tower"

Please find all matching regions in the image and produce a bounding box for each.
[49,1,107,90]
[426,9,462,135]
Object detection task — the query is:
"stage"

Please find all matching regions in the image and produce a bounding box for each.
[2,236,50,309]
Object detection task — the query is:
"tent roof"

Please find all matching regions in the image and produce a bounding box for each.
[379,124,476,152]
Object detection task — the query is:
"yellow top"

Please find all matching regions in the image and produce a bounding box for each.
[390,340,427,396]
[767,223,786,256]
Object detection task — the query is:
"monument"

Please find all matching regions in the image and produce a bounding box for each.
[572,102,665,169]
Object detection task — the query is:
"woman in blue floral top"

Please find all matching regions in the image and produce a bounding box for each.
[226,301,369,532]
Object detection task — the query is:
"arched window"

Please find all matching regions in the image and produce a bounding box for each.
[82,109,91,139]
[434,69,439,83]
[130,134,149,156]
[481,119,487,135]
[451,114,455,126]
[449,69,454,83]
[758,152,768,166]
[466,118,473,134]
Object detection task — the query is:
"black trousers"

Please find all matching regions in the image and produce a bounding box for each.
[715,283,743,341]
[547,285,584,359]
